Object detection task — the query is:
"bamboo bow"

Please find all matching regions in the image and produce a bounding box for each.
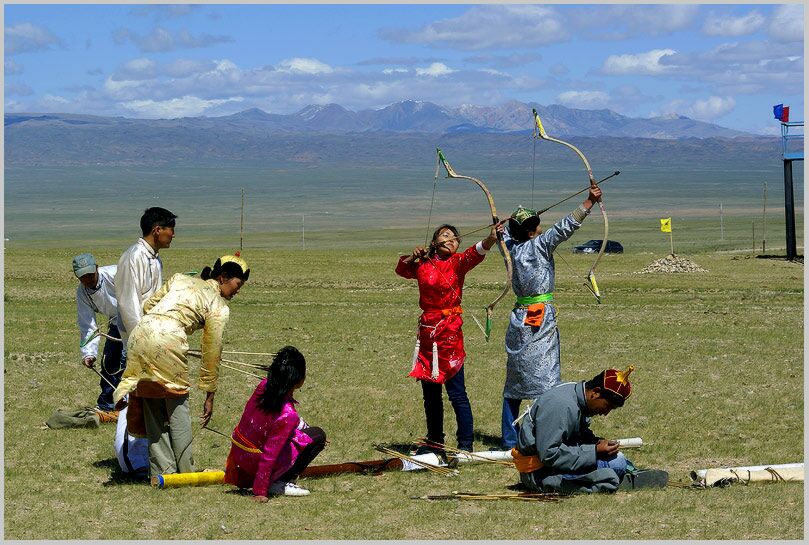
[533,109,609,303]
[436,148,514,339]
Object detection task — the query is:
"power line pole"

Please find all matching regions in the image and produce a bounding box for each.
[719,202,724,241]
[762,181,767,253]
[240,188,245,252]
[302,214,305,251]
[752,222,755,251]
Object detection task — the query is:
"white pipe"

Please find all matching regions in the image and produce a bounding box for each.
[691,462,803,482]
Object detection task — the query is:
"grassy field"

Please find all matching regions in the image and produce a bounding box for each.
[3,212,803,539]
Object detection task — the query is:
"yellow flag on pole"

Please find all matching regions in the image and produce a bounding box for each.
[660,217,672,233]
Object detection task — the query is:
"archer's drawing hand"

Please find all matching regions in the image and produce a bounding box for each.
[83,356,97,369]
[482,225,499,251]
[408,246,428,263]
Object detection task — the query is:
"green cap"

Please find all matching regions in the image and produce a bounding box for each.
[511,205,539,225]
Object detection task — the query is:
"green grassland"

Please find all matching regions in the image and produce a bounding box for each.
[3,207,803,539]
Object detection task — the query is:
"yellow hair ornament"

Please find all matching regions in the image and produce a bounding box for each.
[219,254,249,275]
[615,365,635,384]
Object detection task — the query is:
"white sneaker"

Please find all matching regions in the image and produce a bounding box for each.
[268,481,310,496]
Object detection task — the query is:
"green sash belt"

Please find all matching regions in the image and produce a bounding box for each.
[515,293,554,307]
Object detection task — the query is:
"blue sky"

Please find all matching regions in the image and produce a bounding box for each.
[3,4,804,135]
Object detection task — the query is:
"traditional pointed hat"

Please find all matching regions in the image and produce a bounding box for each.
[602,365,634,401]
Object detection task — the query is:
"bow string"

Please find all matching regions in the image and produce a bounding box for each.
[436,148,513,339]
[532,109,609,303]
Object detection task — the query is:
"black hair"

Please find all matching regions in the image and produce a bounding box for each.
[428,224,460,257]
[585,372,626,408]
[508,215,541,243]
[200,258,250,282]
[140,207,177,236]
[258,346,306,413]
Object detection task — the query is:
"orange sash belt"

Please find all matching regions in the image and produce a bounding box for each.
[231,428,262,454]
[441,305,463,316]
[523,303,546,327]
[511,448,544,473]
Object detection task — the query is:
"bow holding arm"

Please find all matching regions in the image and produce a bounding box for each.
[437,148,513,339]
[533,109,608,303]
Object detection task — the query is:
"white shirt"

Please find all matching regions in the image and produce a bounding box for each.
[114,406,149,475]
[76,265,119,359]
[115,238,162,340]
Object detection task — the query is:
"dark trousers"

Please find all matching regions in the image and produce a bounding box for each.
[97,323,126,410]
[501,397,523,449]
[420,366,474,451]
[279,427,327,482]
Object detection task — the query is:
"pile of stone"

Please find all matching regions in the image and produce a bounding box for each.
[635,254,708,274]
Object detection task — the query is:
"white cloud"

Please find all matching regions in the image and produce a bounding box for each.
[556,90,610,109]
[114,26,232,53]
[277,57,333,75]
[570,5,699,39]
[103,76,143,98]
[164,58,217,78]
[658,41,803,95]
[663,96,736,121]
[382,5,566,50]
[114,58,158,81]
[121,95,244,118]
[690,96,736,119]
[602,49,677,75]
[382,68,409,75]
[618,5,698,35]
[415,63,455,77]
[768,4,803,43]
[703,11,765,37]
[5,22,62,54]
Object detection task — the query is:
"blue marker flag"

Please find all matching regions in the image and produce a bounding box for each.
[774,104,784,120]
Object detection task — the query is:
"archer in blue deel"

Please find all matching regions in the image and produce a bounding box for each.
[499,183,601,451]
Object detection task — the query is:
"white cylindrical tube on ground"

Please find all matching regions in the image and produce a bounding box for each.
[690,463,803,484]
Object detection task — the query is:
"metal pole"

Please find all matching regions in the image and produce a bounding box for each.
[240,188,244,252]
[302,214,305,251]
[784,160,797,260]
[762,181,767,253]
[719,202,724,241]
[752,222,755,251]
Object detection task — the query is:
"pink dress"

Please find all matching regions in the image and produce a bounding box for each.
[223,379,313,497]
[395,244,486,383]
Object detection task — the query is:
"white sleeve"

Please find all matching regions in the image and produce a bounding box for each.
[76,286,99,359]
[116,253,143,337]
[475,240,490,255]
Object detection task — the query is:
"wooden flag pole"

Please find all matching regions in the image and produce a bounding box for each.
[240,188,245,252]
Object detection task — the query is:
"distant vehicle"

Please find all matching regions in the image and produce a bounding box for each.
[572,240,623,254]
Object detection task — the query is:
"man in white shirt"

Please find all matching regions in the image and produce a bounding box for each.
[74,253,124,413]
[114,207,177,437]
[115,207,177,342]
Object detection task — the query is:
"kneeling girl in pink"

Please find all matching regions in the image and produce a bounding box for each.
[224,346,325,499]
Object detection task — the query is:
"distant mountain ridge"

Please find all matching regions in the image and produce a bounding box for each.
[5,99,752,138]
[6,100,785,167]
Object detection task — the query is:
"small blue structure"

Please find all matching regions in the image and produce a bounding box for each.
[777,117,802,260]
[780,121,804,161]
